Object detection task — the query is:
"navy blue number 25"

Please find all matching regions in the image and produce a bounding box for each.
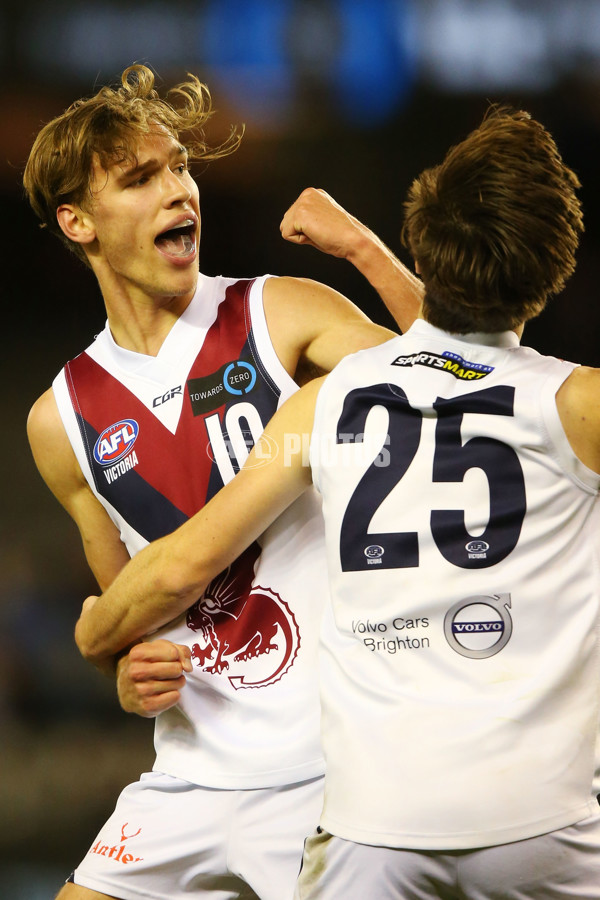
[335,383,526,571]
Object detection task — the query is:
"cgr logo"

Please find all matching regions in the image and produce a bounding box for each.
[93,419,139,466]
[153,385,182,407]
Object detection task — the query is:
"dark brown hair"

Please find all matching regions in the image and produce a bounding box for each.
[401,106,583,332]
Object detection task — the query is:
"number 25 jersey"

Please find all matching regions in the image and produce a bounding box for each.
[310,318,600,849]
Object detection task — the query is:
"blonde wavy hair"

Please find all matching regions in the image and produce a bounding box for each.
[23,64,242,263]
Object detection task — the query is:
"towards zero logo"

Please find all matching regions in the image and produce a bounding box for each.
[188,360,258,416]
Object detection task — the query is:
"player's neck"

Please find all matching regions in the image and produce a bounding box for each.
[103,286,195,357]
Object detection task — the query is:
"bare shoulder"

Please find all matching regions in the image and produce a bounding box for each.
[27,387,87,503]
[28,387,130,586]
[556,365,600,473]
[28,387,70,455]
[556,365,600,418]
[263,275,395,377]
[263,274,366,325]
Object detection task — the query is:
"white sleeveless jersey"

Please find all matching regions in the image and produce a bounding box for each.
[310,319,600,849]
[53,273,326,789]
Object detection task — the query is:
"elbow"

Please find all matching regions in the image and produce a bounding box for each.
[74,619,117,677]
[74,598,120,666]
[74,614,107,665]
[156,542,211,613]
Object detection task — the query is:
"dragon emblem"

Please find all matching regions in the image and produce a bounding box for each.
[186,543,300,689]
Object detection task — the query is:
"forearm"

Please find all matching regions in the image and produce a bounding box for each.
[280,188,423,333]
[75,535,204,666]
[75,382,318,667]
[344,226,423,333]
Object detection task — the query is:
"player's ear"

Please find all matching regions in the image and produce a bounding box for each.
[56,203,97,245]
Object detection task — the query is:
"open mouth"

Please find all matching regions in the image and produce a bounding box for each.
[155,219,196,258]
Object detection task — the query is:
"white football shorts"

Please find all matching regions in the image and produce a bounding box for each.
[69,770,324,900]
[295,810,600,900]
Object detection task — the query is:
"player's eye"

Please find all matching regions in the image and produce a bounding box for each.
[125,172,150,187]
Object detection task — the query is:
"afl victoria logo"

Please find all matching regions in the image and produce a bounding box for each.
[93,419,139,465]
[444,593,512,658]
[364,544,384,566]
[364,545,384,559]
[466,539,490,560]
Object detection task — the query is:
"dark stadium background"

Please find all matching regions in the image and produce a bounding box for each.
[2,1,600,895]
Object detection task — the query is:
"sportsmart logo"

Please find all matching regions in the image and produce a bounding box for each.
[391,350,494,381]
[444,593,512,658]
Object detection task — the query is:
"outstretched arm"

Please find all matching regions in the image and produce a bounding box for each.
[75,377,324,666]
[280,187,423,333]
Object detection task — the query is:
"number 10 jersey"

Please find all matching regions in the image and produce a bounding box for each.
[53,273,327,790]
